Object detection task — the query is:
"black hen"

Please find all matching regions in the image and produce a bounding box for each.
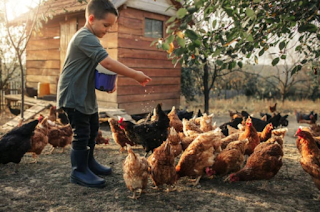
[177,109,194,120]
[119,104,169,156]
[58,110,70,125]
[219,117,243,136]
[260,112,272,121]
[7,103,20,116]
[0,119,39,164]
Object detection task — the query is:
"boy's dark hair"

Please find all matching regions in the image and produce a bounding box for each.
[86,0,119,20]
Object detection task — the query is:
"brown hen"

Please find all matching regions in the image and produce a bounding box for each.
[167,127,182,157]
[239,116,260,155]
[208,140,246,177]
[295,128,320,190]
[148,141,177,191]
[258,123,273,142]
[28,115,49,163]
[227,139,283,182]
[108,118,134,152]
[123,147,150,199]
[167,106,183,132]
[176,129,222,186]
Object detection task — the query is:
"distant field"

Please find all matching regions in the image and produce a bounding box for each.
[180,96,320,116]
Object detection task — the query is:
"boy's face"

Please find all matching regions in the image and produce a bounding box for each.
[88,13,117,38]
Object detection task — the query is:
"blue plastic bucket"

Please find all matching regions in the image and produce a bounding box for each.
[95,64,117,92]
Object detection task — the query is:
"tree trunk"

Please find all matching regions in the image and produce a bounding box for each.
[18,53,24,119]
[203,62,209,114]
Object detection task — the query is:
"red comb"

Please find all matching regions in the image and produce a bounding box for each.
[296,128,302,134]
[118,117,124,123]
[38,115,44,122]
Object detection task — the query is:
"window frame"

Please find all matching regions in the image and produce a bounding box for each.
[143,13,167,41]
[144,18,164,39]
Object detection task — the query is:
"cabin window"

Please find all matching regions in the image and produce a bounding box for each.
[145,18,163,38]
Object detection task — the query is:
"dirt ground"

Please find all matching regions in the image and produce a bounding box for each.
[0,112,320,212]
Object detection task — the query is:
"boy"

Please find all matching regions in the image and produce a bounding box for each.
[57,0,151,188]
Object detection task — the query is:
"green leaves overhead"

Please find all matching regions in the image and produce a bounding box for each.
[162,43,170,51]
[177,8,188,19]
[291,65,302,75]
[212,20,217,29]
[245,8,255,18]
[298,23,318,33]
[155,0,319,75]
[185,29,198,40]
[279,41,286,50]
[177,37,186,48]
[272,57,280,66]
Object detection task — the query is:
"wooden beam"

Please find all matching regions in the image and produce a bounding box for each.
[26,68,60,76]
[118,58,177,69]
[118,48,167,60]
[27,38,60,50]
[118,98,180,115]
[117,92,180,103]
[26,50,60,60]
[117,84,180,95]
[134,68,181,77]
[118,76,180,86]
[26,60,60,69]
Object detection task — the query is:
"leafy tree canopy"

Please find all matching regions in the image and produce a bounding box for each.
[156,0,319,74]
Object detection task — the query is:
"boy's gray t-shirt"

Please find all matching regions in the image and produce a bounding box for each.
[57,27,108,115]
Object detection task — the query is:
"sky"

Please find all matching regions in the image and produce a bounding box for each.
[5,0,38,21]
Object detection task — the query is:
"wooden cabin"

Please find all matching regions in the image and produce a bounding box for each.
[26,0,181,114]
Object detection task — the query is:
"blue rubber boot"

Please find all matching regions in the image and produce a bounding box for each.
[70,148,106,188]
[88,144,112,176]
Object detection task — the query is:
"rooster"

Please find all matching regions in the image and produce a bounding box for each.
[227,138,283,182]
[119,103,169,156]
[148,141,177,191]
[176,129,222,186]
[295,128,320,190]
[0,119,39,164]
[123,147,150,199]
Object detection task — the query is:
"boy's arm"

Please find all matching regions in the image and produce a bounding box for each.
[100,56,151,86]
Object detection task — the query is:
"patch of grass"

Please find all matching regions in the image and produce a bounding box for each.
[180,96,319,116]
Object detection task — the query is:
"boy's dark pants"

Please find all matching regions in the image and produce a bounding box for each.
[64,108,112,188]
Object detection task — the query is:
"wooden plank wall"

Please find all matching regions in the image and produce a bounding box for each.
[25,7,181,115]
[26,19,61,94]
[116,7,181,115]
[97,14,119,107]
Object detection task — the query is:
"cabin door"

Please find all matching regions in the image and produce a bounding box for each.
[60,18,77,72]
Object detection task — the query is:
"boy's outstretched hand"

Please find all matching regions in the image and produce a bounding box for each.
[135,71,152,87]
